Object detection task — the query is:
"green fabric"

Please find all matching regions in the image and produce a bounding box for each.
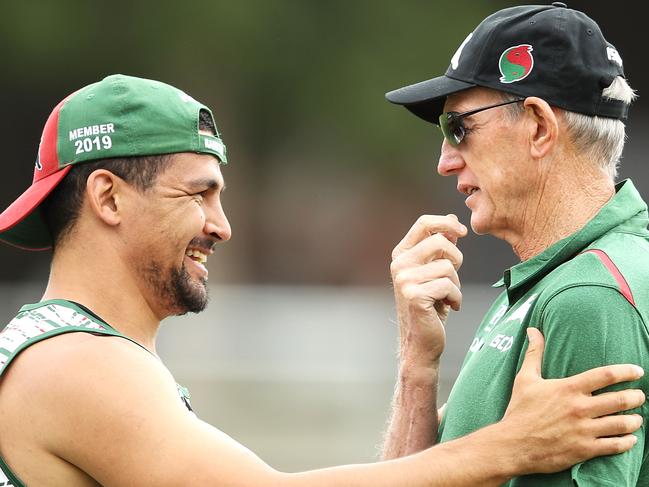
[439,179,649,486]
[58,74,227,165]
[0,209,51,251]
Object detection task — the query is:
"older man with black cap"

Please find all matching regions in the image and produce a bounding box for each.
[384,2,648,485]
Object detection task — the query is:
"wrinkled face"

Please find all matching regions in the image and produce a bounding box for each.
[121,152,231,317]
[437,87,532,238]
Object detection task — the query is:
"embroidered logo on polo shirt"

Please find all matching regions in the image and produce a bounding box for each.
[504,294,538,324]
[470,337,485,352]
[485,304,508,332]
[489,334,514,352]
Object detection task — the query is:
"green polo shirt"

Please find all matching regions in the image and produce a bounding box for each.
[438,179,649,486]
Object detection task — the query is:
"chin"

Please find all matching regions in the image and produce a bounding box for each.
[171,268,209,315]
[469,212,493,236]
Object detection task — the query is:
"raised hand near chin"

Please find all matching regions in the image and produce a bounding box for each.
[390,214,467,364]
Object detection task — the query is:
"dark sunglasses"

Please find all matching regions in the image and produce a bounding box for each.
[438,98,525,146]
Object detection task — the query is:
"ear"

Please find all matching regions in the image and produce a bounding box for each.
[84,170,125,227]
[522,97,559,159]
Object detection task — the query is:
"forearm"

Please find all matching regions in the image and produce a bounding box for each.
[284,421,515,487]
[382,363,440,459]
[383,215,465,458]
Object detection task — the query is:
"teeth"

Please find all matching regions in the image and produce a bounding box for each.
[469,187,479,195]
[185,249,208,264]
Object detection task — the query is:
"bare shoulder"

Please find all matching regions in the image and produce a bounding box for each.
[0,332,280,486]
[0,331,178,417]
[0,332,169,485]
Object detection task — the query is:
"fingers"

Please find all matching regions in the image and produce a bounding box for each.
[392,233,464,272]
[504,328,646,473]
[400,278,463,312]
[585,389,646,417]
[393,215,467,260]
[564,364,645,393]
[591,434,639,457]
[393,259,461,289]
[589,413,644,438]
[517,327,545,378]
[424,279,462,311]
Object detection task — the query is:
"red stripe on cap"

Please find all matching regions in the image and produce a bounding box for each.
[34,92,77,183]
[583,249,635,306]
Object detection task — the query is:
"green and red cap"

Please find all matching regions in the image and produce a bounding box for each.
[0,74,227,251]
[385,3,629,123]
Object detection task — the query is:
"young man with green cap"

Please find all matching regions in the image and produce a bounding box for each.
[0,73,644,486]
[385,3,648,485]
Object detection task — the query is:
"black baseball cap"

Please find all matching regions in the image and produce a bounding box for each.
[385,3,628,124]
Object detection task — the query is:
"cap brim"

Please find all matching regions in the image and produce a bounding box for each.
[385,75,476,124]
[0,165,72,250]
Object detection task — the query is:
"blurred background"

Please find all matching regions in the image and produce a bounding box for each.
[1,0,647,472]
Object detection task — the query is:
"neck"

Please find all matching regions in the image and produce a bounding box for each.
[506,168,615,262]
[42,241,162,354]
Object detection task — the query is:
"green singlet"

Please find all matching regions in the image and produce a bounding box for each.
[0,299,194,487]
[439,179,649,486]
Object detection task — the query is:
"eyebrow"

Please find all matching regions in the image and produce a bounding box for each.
[186,178,226,192]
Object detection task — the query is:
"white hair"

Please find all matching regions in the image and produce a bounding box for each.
[502,77,637,180]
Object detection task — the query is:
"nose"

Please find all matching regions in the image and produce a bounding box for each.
[204,200,232,243]
[437,139,466,176]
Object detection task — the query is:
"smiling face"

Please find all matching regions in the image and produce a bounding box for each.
[437,87,534,239]
[120,152,231,317]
